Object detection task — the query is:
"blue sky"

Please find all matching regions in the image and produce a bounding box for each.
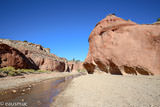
[0,0,160,61]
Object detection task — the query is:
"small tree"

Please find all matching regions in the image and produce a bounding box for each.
[157,18,160,22]
[24,40,28,42]
[72,58,75,61]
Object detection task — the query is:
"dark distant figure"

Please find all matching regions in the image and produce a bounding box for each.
[66,66,70,72]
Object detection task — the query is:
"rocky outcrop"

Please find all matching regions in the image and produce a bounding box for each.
[0,43,38,69]
[68,61,84,72]
[84,14,160,75]
[0,39,67,72]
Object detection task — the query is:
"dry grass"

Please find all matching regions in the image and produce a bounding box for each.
[0,67,51,77]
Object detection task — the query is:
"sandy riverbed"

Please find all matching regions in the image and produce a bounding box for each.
[52,73,160,107]
[0,72,80,91]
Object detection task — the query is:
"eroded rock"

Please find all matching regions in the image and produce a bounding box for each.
[84,14,160,75]
[0,43,38,69]
[68,61,85,72]
[0,39,66,72]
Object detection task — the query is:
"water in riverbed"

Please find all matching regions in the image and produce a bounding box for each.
[0,74,82,107]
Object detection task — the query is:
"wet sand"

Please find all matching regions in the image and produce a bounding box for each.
[0,72,85,107]
[52,73,160,107]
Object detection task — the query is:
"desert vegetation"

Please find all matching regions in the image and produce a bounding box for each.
[77,69,87,73]
[0,66,51,77]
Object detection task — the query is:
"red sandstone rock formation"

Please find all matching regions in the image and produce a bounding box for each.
[68,61,84,72]
[84,14,160,75]
[0,43,38,69]
[0,39,66,72]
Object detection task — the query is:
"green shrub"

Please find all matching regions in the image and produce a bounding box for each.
[157,18,160,22]
[75,60,81,63]
[18,69,36,74]
[23,40,28,42]
[37,70,47,72]
[0,66,15,72]
[72,58,75,61]
[0,67,22,76]
[77,69,87,72]
[18,69,50,74]
[8,70,22,76]
[0,67,51,77]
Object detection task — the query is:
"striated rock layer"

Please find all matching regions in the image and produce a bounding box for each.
[84,15,160,75]
[0,39,67,72]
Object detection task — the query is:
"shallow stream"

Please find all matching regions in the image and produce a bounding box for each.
[0,73,83,107]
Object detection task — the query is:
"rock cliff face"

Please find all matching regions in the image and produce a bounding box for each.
[68,61,84,72]
[0,43,38,69]
[0,39,66,72]
[84,15,160,75]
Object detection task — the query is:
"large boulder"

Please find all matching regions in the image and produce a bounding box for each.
[0,43,38,69]
[0,39,67,72]
[84,14,160,75]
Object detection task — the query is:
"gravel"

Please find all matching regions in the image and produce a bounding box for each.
[52,73,160,107]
